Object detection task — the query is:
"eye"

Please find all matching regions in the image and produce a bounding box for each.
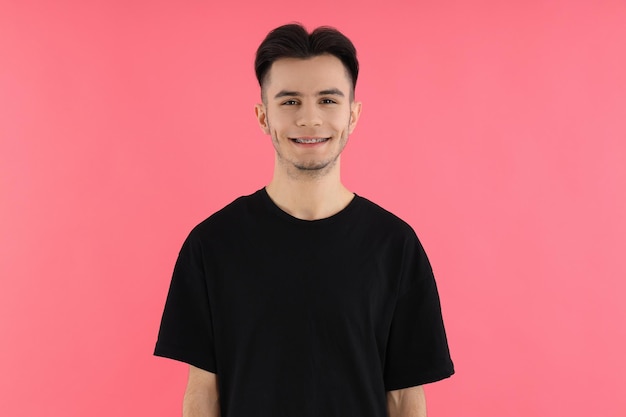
[282,100,298,105]
[320,98,336,104]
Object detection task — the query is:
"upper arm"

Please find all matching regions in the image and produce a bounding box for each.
[383,233,454,390]
[387,385,427,417]
[183,365,220,417]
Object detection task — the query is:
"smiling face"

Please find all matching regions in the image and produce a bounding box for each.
[255,54,361,179]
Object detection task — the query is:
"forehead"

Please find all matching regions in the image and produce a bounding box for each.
[264,54,351,92]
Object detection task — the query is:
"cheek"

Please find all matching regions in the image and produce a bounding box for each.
[267,110,288,129]
[328,110,352,131]
[269,125,282,143]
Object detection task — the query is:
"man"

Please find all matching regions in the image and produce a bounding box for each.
[155,24,454,417]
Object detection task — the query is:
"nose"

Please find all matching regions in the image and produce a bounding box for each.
[296,102,322,127]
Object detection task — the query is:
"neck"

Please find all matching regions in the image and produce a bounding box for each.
[265,159,354,221]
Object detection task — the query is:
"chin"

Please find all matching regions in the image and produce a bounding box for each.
[294,157,338,172]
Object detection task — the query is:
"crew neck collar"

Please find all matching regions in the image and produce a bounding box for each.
[259,187,360,225]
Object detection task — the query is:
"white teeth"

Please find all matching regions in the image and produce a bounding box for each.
[294,138,328,144]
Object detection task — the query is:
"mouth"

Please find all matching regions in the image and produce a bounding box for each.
[290,137,331,144]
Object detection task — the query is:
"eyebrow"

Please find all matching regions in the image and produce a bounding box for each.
[273,88,345,99]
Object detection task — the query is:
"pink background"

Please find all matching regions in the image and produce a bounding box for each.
[2,1,625,416]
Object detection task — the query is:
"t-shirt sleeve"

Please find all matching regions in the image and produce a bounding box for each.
[154,229,217,373]
[383,233,454,391]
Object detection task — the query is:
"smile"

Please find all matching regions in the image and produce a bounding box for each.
[291,137,330,144]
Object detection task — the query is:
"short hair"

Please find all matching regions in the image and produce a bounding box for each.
[255,23,359,100]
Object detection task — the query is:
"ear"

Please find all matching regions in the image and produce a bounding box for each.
[254,103,270,135]
[348,101,362,134]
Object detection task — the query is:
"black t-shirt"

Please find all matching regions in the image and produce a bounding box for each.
[155,189,454,417]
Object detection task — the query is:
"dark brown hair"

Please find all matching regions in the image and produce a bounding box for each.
[255,23,359,100]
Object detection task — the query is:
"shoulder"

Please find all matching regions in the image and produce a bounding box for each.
[188,189,265,240]
[354,195,418,240]
[354,196,433,293]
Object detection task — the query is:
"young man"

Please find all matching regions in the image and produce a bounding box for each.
[155,24,454,417]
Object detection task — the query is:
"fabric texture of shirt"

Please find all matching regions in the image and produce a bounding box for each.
[155,188,454,417]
